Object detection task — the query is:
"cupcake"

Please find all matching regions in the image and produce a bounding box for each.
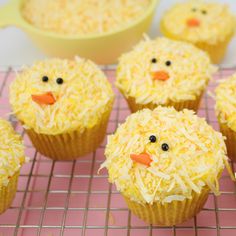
[100,106,233,226]
[215,73,236,162]
[160,1,236,64]
[0,119,26,214]
[116,37,216,113]
[10,58,114,161]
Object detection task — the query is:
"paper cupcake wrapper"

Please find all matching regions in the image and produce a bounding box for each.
[160,22,234,64]
[123,187,209,226]
[0,171,19,214]
[25,107,112,161]
[219,122,236,162]
[125,92,203,113]
[194,35,234,64]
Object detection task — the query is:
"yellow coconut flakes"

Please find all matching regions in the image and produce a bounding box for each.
[22,0,150,35]
[215,73,236,132]
[10,58,114,135]
[101,106,233,204]
[116,37,216,105]
[0,119,25,187]
[161,0,236,44]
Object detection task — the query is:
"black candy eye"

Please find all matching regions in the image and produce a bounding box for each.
[202,10,207,14]
[161,143,169,151]
[56,78,64,85]
[151,58,157,63]
[165,61,172,66]
[192,8,197,12]
[42,76,49,82]
[149,135,157,143]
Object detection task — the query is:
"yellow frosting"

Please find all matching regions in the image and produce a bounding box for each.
[161,0,236,45]
[10,58,114,135]
[101,107,231,204]
[0,119,25,187]
[116,37,216,105]
[215,73,236,131]
[22,0,150,35]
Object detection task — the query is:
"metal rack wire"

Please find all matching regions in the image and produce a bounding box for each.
[0,66,236,236]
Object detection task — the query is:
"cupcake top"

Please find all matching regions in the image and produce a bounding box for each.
[0,119,25,187]
[22,0,150,36]
[10,58,114,135]
[101,107,231,204]
[215,73,236,131]
[116,37,216,105]
[161,0,236,45]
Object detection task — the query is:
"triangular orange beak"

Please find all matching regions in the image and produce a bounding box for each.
[187,18,201,27]
[31,92,56,105]
[151,71,170,81]
[130,153,152,167]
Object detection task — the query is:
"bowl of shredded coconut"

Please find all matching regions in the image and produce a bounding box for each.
[0,0,158,64]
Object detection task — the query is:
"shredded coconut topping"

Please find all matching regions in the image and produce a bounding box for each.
[10,58,114,135]
[22,0,150,35]
[161,0,236,44]
[116,37,216,105]
[101,107,231,204]
[0,119,25,187]
[215,73,236,131]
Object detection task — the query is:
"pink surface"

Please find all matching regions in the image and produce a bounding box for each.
[0,68,235,236]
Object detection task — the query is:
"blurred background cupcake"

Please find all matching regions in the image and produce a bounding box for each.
[160,0,236,64]
[0,119,26,214]
[116,37,216,113]
[10,58,114,160]
[100,106,233,225]
[215,73,236,162]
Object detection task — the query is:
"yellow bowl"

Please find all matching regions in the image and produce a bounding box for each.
[0,0,159,64]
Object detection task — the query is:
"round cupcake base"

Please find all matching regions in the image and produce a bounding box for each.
[25,110,111,161]
[0,171,19,214]
[219,122,236,162]
[125,92,203,113]
[123,187,209,226]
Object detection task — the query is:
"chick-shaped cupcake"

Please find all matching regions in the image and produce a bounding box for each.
[100,107,233,226]
[0,119,26,214]
[116,37,216,113]
[215,73,236,162]
[10,58,114,160]
[161,0,236,64]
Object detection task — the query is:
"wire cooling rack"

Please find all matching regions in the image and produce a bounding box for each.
[0,66,236,236]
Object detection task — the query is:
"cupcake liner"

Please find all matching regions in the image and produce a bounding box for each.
[219,122,236,162]
[195,34,234,64]
[25,107,112,161]
[123,187,209,226]
[125,92,203,113]
[160,22,234,64]
[0,171,19,214]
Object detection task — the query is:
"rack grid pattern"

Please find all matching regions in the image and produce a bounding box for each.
[0,67,236,236]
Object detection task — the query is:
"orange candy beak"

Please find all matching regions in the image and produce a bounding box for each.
[152,71,170,81]
[130,153,152,167]
[31,92,56,105]
[186,18,201,27]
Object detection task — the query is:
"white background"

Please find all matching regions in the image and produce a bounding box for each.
[0,0,236,67]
